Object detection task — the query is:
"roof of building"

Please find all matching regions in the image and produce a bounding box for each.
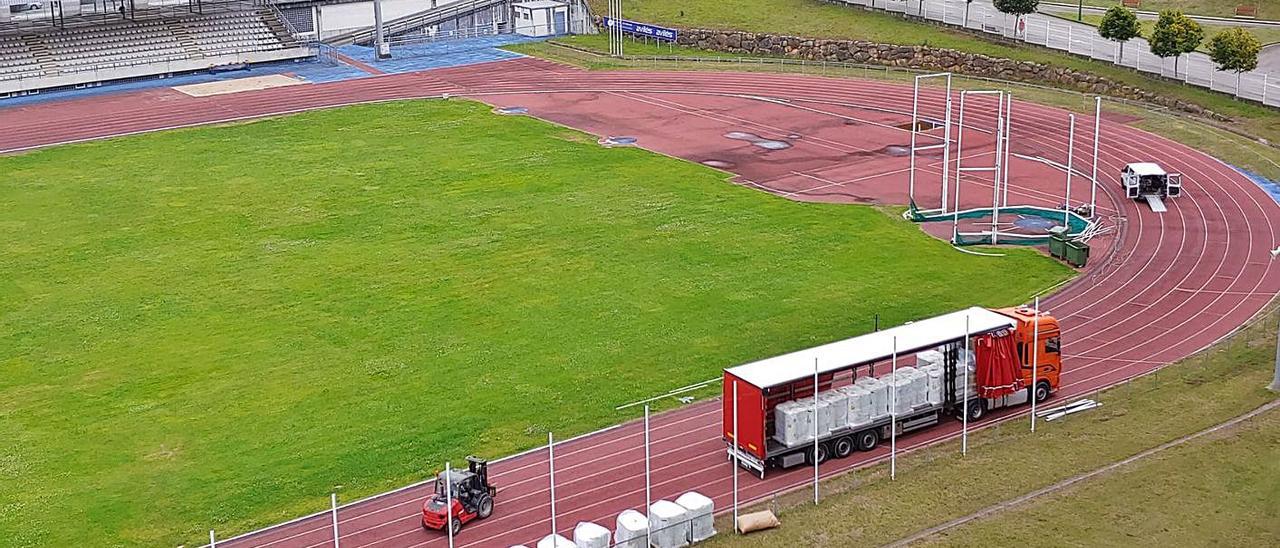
[724,307,1016,388]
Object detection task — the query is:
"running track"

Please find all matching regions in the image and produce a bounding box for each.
[4,58,1278,547]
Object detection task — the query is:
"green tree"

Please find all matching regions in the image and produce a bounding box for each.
[1098,6,1141,64]
[1208,28,1261,94]
[1149,10,1203,78]
[992,0,1039,36]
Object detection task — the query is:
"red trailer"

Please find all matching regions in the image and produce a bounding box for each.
[723,306,1061,477]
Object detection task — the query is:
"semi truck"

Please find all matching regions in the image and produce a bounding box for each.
[722,306,1061,477]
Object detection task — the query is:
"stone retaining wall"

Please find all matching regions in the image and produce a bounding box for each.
[670,28,1225,120]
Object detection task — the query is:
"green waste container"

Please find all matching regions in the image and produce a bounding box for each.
[1064,240,1090,268]
[1048,226,1069,259]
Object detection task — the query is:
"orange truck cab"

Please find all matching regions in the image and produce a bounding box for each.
[997,306,1062,402]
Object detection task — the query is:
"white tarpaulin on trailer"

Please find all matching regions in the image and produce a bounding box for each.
[724,306,1014,388]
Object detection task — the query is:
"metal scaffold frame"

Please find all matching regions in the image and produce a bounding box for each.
[908,72,953,214]
[952,89,1008,244]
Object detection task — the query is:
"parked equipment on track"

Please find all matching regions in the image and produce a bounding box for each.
[1121,163,1181,211]
[722,307,1063,477]
[421,456,496,532]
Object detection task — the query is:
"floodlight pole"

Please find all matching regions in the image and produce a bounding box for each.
[1090,97,1102,216]
[890,336,898,480]
[812,357,819,504]
[962,315,970,455]
[1031,297,1040,432]
[445,462,455,548]
[372,0,389,59]
[1065,114,1076,228]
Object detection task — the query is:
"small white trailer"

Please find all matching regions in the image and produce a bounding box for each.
[1121,162,1182,212]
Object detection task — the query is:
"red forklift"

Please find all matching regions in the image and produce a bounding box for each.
[421,456,496,533]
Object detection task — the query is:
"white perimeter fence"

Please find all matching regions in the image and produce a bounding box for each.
[829,0,1280,107]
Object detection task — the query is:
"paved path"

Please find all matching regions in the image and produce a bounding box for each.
[2,58,1278,548]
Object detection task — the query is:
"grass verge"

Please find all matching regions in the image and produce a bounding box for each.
[0,99,1072,546]
[922,403,1280,546]
[1044,11,1280,49]
[1077,0,1279,20]
[706,305,1280,547]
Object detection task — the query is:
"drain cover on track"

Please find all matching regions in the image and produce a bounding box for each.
[600,136,638,147]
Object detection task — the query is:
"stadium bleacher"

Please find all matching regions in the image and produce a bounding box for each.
[0,6,312,96]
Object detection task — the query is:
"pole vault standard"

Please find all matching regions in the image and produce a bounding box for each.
[953,90,1007,244]
[1089,97,1102,217]
[909,73,953,212]
[607,0,624,58]
[1064,114,1077,227]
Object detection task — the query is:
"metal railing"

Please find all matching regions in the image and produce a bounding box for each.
[325,0,508,46]
[822,0,1279,108]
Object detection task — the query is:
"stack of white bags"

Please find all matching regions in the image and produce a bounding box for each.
[772,347,979,446]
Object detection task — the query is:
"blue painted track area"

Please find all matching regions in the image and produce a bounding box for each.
[1232,166,1280,205]
[337,33,539,74]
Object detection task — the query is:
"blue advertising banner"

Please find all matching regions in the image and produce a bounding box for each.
[602,17,678,42]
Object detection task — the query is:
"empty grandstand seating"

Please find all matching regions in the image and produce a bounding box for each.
[0,8,312,95]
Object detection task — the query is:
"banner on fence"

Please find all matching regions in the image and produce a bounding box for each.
[602,17,678,42]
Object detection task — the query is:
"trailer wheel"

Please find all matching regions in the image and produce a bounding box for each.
[832,436,854,459]
[1034,381,1052,404]
[965,399,985,421]
[855,429,879,451]
[804,444,828,466]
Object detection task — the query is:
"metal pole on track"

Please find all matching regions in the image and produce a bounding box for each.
[1031,297,1040,432]
[812,356,819,504]
[890,336,898,480]
[331,493,340,548]
[1064,114,1076,228]
[548,433,557,539]
[941,77,953,214]
[1090,97,1101,216]
[1002,92,1012,208]
[991,92,1005,245]
[644,404,652,546]
[372,0,389,59]
[445,462,455,548]
[962,314,970,455]
[209,530,216,548]
[910,75,921,206]
[952,91,968,242]
[732,383,740,531]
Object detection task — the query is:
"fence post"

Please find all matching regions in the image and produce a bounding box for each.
[209,530,216,548]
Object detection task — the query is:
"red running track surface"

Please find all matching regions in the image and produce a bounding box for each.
[4,58,1277,547]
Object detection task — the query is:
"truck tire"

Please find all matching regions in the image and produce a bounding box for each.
[965,399,985,421]
[804,444,828,466]
[1034,381,1051,404]
[476,494,494,519]
[832,436,854,459]
[855,429,879,451]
